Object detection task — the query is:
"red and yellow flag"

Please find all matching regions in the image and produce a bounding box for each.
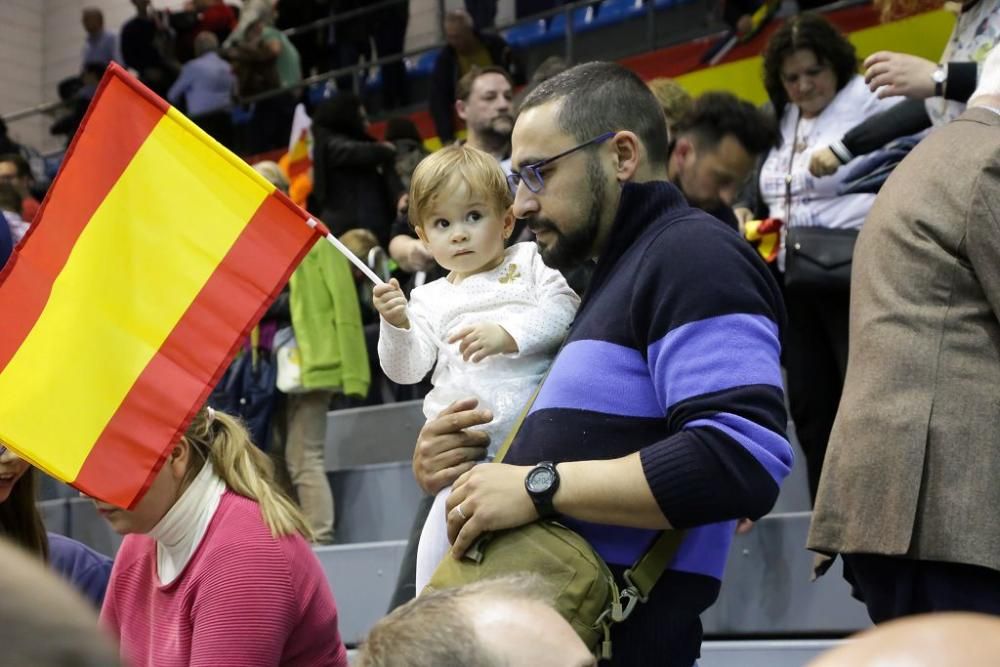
[0,64,319,509]
[744,217,783,264]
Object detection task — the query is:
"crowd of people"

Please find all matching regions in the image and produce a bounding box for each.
[1,0,999,664]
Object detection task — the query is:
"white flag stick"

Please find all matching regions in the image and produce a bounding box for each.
[309,219,459,361]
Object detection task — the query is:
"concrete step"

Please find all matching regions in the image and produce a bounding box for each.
[324,400,425,471]
[328,463,423,545]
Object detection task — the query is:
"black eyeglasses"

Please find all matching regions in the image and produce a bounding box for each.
[508,131,616,194]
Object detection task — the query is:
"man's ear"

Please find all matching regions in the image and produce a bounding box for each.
[611,131,642,183]
[456,99,468,122]
[673,136,695,163]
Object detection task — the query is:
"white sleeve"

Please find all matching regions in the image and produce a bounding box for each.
[501,246,580,357]
[377,289,440,384]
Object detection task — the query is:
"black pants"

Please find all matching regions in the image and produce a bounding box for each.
[387,493,435,611]
[783,286,850,503]
[843,554,1000,623]
[372,8,409,110]
[465,0,498,28]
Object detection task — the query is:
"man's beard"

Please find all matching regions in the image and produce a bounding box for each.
[671,171,716,211]
[531,154,606,271]
[477,114,514,143]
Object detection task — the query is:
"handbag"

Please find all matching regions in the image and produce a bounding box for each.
[274,326,309,394]
[781,111,859,292]
[784,226,858,292]
[208,327,279,450]
[425,384,684,660]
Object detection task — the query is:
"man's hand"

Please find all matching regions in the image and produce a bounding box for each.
[389,235,436,273]
[447,323,518,362]
[809,147,842,177]
[445,463,538,558]
[372,278,409,329]
[733,207,754,237]
[413,399,492,494]
[863,51,937,99]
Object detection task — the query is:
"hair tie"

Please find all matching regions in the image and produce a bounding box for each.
[207,406,216,423]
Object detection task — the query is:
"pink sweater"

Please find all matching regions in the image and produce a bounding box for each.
[101,492,348,667]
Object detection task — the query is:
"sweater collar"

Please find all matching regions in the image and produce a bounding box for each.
[147,463,227,586]
[584,180,687,302]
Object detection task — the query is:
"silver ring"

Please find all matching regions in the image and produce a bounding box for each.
[455,504,467,521]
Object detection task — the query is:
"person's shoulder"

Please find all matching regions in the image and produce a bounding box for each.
[507,241,539,262]
[108,533,155,577]
[411,276,450,301]
[48,533,112,570]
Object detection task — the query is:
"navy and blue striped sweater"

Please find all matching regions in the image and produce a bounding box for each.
[505,180,792,664]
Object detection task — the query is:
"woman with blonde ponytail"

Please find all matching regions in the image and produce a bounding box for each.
[97,406,349,667]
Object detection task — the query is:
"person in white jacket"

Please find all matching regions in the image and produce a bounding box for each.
[373,144,579,591]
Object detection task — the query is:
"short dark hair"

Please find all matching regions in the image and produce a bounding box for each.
[519,61,670,168]
[762,13,858,116]
[0,153,30,179]
[456,65,514,102]
[673,92,778,155]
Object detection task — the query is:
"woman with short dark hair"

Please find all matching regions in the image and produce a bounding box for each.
[756,14,899,502]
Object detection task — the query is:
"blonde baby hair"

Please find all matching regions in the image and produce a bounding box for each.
[408,144,512,230]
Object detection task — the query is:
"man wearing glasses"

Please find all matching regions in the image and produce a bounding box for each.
[412,62,791,666]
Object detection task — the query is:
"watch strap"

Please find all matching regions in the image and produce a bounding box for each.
[527,462,559,518]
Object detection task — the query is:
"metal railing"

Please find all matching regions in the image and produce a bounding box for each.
[2,0,671,125]
[2,0,869,132]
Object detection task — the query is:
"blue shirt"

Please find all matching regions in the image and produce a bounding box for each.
[48,532,113,609]
[168,51,235,117]
[82,30,119,67]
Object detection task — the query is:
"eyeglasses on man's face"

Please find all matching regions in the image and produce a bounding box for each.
[508,131,616,195]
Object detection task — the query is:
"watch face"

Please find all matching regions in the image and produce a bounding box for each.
[527,467,555,493]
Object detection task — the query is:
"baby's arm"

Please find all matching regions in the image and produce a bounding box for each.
[376,283,439,384]
[448,323,518,363]
[373,278,409,329]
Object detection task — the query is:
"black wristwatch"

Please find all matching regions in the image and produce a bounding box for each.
[931,65,947,98]
[525,461,560,519]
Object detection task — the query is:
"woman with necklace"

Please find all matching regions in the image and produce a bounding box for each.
[748,14,899,502]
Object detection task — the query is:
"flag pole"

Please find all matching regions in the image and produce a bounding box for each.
[308,218,385,286]
[307,218,460,362]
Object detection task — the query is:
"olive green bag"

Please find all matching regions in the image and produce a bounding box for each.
[425,386,684,660]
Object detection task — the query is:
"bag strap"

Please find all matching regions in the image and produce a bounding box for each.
[494,379,544,463]
[494,368,685,611]
[623,530,685,602]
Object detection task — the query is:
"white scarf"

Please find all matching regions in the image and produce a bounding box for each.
[147,463,227,586]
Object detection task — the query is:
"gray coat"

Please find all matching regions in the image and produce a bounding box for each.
[808,108,1000,573]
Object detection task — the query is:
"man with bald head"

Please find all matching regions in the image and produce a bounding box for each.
[359,575,596,667]
[809,613,1000,667]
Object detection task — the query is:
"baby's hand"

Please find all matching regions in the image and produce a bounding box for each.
[373,278,410,329]
[448,323,518,363]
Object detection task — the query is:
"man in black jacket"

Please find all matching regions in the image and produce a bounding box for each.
[430,9,524,143]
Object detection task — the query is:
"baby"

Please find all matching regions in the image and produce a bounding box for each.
[373,144,579,592]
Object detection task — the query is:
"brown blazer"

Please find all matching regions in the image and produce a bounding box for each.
[808,108,1000,573]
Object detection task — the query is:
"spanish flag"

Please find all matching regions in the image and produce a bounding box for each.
[0,64,319,509]
[744,217,783,264]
